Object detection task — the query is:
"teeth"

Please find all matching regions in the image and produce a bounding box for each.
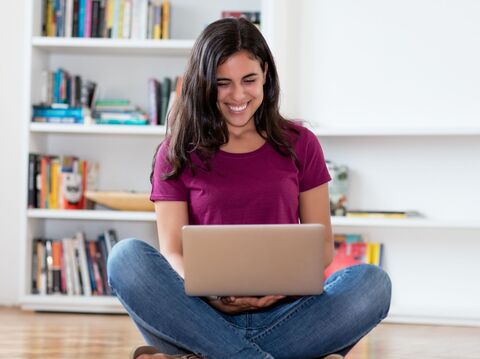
[228,103,247,112]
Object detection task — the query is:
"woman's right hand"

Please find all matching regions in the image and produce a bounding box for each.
[205,295,286,314]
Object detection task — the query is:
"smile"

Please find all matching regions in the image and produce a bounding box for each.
[227,103,248,113]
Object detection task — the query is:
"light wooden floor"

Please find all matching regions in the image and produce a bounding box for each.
[1,307,480,358]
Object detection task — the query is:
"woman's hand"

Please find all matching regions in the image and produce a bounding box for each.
[205,295,286,314]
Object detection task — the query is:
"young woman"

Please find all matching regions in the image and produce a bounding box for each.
[108,18,391,359]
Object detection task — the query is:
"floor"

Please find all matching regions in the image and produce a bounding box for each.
[1,307,479,358]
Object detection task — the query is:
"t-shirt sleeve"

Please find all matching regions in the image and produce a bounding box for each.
[296,127,331,192]
[150,141,189,202]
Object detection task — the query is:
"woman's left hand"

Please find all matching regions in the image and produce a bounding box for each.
[206,295,286,314]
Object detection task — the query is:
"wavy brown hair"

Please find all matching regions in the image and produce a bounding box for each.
[152,17,299,181]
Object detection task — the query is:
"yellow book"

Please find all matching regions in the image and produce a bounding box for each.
[371,243,382,266]
[365,243,373,265]
[49,159,60,209]
[46,0,54,37]
[161,0,170,39]
[106,0,115,37]
[118,0,125,38]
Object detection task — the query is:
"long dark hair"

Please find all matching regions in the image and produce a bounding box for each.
[153,17,299,181]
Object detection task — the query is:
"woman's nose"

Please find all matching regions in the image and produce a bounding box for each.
[231,83,245,102]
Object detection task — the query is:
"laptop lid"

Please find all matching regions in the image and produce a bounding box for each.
[182,224,325,296]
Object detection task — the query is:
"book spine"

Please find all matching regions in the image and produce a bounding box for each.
[122,0,132,38]
[153,4,161,40]
[33,107,84,118]
[72,0,79,37]
[84,0,92,37]
[31,239,40,294]
[161,0,169,39]
[78,0,85,37]
[91,0,100,37]
[75,232,92,296]
[65,0,73,37]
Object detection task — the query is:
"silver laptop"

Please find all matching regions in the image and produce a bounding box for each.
[182,224,325,296]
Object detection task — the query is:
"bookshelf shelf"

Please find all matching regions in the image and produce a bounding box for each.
[21,295,124,313]
[331,216,480,229]
[27,209,155,221]
[26,210,479,229]
[310,126,480,137]
[30,123,167,136]
[31,37,195,56]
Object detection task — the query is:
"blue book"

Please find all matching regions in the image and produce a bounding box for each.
[33,107,84,118]
[78,0,86,37]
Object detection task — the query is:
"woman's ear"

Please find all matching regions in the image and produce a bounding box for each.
[263,63,268,85]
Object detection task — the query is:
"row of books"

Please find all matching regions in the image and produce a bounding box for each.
[221,11,261,28]
[32,230,119,296]
[28,153,98,209]
[148,76,181,125]
[38,69,97,110]
[42,0,171,40]
[324,233,384,278]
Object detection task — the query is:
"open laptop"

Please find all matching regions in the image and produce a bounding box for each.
[182,224,325,297]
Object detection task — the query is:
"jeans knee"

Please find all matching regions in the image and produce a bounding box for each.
[361,264,392,316]
[107,238,148,289]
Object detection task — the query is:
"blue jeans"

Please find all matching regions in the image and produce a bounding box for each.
[108,239,391,359]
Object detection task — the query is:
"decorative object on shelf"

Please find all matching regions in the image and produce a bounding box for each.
[327,161,348,216]
[84,191,154,211]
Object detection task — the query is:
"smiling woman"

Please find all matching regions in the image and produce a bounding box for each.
[107,17,391,359]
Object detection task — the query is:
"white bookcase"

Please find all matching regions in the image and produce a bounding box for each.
[21,0,480,326]
[19,0,261,314]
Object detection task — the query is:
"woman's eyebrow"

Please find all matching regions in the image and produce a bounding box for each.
[216,73,259,81]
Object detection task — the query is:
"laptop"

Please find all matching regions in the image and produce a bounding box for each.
[182,224,325,297]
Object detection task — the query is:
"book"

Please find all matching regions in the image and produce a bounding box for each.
[221,11,261,28]
[324,234,384,279]
[75,232,92,296]
[161,0,170,39]
[345,210,422,219]
[160,77,171,125]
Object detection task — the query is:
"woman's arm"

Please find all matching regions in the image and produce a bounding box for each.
[154,200,189,278]
[299,183,334,268]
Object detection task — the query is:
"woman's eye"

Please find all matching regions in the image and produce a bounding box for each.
[217,83,228,87]
[244,79,256,83]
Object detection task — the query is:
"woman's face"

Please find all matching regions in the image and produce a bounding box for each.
[216,50,267,130]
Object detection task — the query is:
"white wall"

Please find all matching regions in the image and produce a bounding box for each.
[0,1,26,304]
[293,0,480,128]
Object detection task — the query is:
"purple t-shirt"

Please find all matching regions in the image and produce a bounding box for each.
[150,123,331,225]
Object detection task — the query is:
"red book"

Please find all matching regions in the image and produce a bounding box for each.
[324,242,367,279]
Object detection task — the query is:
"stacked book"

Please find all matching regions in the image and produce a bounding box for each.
[41,0,171,40]
[93,99,149,125]
[31,230,119,296]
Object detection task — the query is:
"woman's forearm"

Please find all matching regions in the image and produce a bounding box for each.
[164,252,185,279]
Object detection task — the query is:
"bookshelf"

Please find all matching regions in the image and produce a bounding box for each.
[20,0,262,313]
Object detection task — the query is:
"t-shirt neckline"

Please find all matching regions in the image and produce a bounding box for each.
[217,141,269,158]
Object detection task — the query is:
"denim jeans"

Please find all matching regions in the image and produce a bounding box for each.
[107,238,391,359]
